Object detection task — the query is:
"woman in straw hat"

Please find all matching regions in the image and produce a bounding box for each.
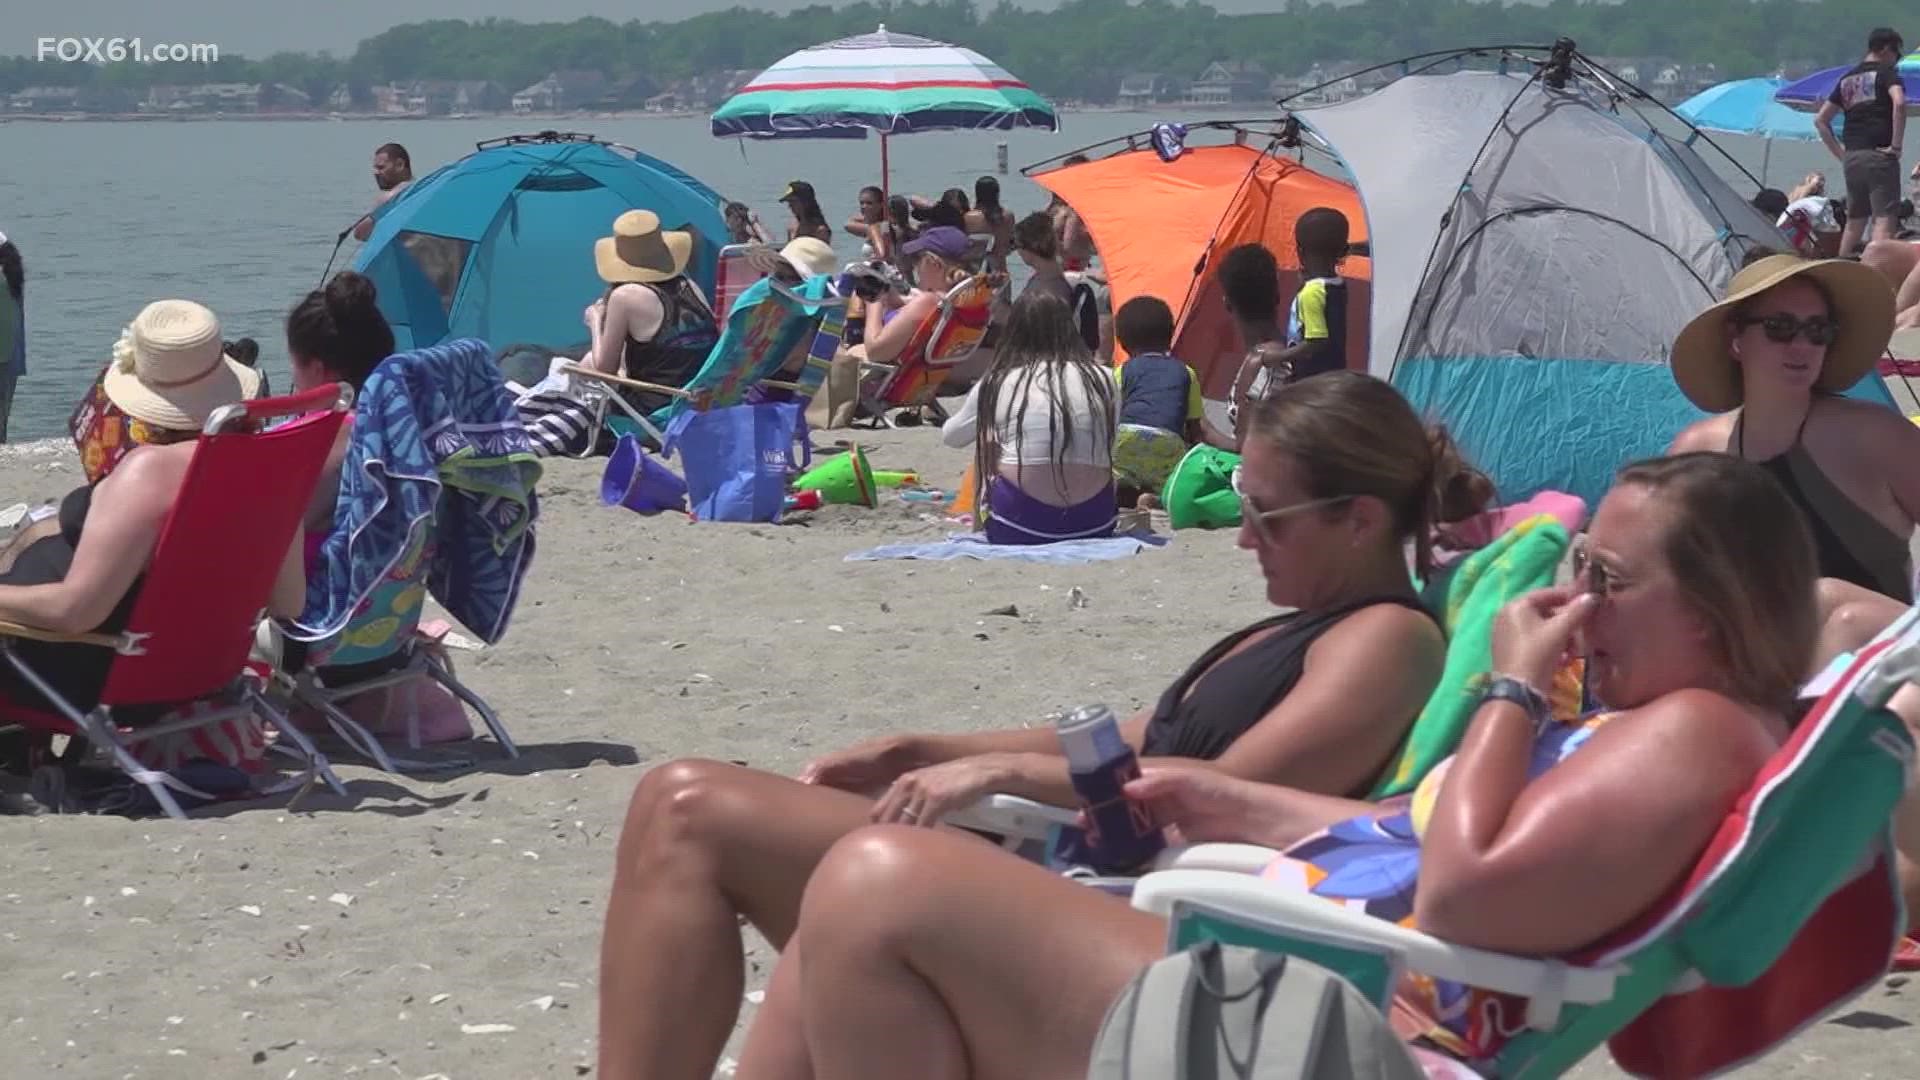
[1667,252,1915,610]
[584,209,720,424]
[0,300,305,720]
[1667,252,1920,970]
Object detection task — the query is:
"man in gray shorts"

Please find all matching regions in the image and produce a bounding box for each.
[1816,27,1907,256]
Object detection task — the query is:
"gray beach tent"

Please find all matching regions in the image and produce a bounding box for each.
[1290,64,1898,506]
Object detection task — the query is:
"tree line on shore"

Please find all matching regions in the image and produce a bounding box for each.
[2,0,1911,107]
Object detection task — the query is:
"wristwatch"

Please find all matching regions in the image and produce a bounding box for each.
[1477,674,1551,728]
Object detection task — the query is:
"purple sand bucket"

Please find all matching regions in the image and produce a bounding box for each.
[601,434,688,514]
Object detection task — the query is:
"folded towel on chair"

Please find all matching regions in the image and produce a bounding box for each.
[1370,513,1571,799]
[845,530,1167,564]
[289,338,541,646]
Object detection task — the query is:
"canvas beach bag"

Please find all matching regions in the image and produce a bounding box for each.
[1088,941,1426,1080]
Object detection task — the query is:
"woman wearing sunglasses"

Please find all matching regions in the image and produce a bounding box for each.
[596,371,1493,1079]
[1667,252,1912,612]
[726,452,1823,1080]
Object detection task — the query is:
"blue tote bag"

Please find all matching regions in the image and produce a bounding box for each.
[661,402,810,523]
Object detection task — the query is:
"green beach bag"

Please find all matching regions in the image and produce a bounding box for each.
[1162,444,1242,530]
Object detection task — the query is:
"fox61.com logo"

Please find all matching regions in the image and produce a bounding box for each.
[37,37,219,64]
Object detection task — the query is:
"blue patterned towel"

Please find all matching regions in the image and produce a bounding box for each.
[844,530,1167,564]
[288,338,541,645]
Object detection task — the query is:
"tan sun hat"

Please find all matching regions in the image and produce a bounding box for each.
[1670,253,1895,414]
[102,300,263,431]
[779,237,839,279]
[594,209,693,285]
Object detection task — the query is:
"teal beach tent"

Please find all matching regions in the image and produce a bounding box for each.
[352,132,728,353]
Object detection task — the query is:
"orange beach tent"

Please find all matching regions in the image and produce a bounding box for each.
[1030,142,1371,433]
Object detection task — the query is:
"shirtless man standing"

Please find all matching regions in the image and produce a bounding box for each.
[350,143,414,242]
[1048,155,1098,272]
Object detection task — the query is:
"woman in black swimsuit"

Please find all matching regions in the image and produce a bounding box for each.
[1667,253,1920,965]
[597,371,1495,1080]
[0,300,305,720]
[1667,253,1916,634]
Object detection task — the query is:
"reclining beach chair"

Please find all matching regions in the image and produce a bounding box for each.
[712,243,769,326]
[1128,601,1920,1078]
[277,340,537,773]
[0,384,354,820]
[561,267,847,453]
[855,273,1000,428]
[950,510,1580,853]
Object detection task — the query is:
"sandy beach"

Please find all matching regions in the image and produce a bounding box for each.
[1,424,1916,1080]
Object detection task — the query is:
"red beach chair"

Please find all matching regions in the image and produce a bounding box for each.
[0,383,355,819]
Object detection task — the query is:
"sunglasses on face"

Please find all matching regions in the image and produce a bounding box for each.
[1733,312,1839,347]
[1231,466,1351,544]
[1569,541,1628,596]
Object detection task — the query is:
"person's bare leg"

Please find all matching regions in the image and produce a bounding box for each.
[1814,578,1910,671]
[733,938,815,1080]
[1896,259,1920,329]
[1861,239,1919,291]
[1841,214,1867,259]
[597,759,880,1080]
[788,826,1165,1080]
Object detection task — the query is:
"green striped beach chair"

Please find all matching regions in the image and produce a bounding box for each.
[1130,602,1919,1078]
[562,270,845,451]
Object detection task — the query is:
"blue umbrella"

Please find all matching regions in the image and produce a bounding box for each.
[1675,78,1820,184]
[1773,54,1920,116]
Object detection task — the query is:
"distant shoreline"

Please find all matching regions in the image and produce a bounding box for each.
[0,103,1215,124]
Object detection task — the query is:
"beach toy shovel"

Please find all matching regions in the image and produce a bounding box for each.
[601,433,688,515]
[792,446,877,507]
[872,470,920,489]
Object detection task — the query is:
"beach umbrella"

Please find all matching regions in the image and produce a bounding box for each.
[710,24,1059,195]
[1773,52,1920,116]
[1675,77,1819,184]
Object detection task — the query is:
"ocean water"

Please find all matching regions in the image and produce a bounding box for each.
[0,110,1818,441]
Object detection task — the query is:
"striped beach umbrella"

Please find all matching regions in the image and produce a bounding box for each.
[711,24,1059,190]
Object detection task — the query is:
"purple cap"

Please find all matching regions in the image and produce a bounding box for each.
[900,226,970,261]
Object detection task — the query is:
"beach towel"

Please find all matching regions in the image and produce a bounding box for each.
[654,274,842,430]
[1369,513,1571,799]
[845,530,1166,564]
[289,338,540,645]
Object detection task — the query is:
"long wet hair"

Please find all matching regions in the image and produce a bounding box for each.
[970,289,1117,513]
[974,176,1006,227]
[287,271,396,391]
[0,239,21,303]
[785,186,829,235]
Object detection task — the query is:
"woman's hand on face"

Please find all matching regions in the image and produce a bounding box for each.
[797,736,910,793]
[1121,763,1262,846]
[1491,586,1599,691]
[584,298,605,332]
[869,755,1013,828]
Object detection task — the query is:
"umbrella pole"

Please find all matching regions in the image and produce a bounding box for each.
[880,133,891,207]
[1761,139,1772,187]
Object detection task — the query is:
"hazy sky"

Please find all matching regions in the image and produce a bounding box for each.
[11,0,1470,60]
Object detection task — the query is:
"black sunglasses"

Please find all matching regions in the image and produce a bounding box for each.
[1733,312,1840,347]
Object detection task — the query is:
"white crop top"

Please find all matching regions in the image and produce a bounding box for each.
[940,365,1116,469]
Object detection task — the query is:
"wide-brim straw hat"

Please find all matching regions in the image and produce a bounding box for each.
[595,209,693,285]
[779,237,839,279]
[1671,254,1894,413]
[102,299,263,431]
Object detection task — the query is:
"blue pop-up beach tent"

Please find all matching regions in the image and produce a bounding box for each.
[353,132,728,352]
